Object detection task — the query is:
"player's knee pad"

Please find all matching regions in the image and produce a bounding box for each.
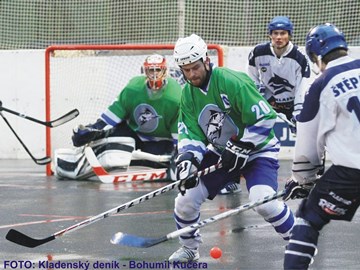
[284,217,319,270]
[174,194,200,220]
[249,185,295,239]
[249,185,279,217]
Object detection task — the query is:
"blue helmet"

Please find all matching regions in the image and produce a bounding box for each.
[305,23,348,61]
[268,16,293,35]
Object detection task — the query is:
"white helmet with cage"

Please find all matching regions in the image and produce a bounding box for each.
[173,34,207,66]
[143,54,167,90]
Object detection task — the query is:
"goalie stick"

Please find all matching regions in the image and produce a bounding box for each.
[0,101,79,127]
[84,147,169,183]
[110,189,285,248]
[6,162,222,248]
[0,112,51,165]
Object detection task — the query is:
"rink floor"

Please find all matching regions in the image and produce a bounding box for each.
[1,159,359,270]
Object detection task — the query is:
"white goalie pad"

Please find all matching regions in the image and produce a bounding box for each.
[54,137,135,180]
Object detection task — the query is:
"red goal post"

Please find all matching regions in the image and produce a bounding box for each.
[45,44,224,175]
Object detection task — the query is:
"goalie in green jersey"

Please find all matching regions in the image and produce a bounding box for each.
[55,54,182,180]
[168,34,295,262]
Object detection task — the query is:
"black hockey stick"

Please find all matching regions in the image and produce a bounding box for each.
[0,112,51,165]
[0,101,79,127]
[6,163,222,248]
[110,189,285,248]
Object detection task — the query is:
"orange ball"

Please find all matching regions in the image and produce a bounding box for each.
[210,246,222,259]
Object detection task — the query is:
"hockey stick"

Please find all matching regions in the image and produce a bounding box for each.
[277,113,295,128]
[131,150,171,163]
[0,102,79,128]
[110,189,285,248]
[0,112,51,165]
[6,162,222,248]
[85,147,169,183]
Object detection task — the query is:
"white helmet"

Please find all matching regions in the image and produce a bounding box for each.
[173,34,207,66]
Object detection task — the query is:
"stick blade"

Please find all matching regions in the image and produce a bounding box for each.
[35,156,52,165]
[110,232,167,248]
[50,109,79,127]
[6,229,55,248]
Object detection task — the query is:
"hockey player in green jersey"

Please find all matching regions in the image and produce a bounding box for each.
[168,34,295,262]
[56,54,182,179]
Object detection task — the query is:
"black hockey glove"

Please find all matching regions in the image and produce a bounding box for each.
[283,178,315,201]
[175,152,200,196]
[72,119,110,147]
[220,138,254,173]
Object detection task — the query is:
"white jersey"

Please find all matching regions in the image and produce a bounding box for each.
[293,55,360,183]
[248,41,311,117]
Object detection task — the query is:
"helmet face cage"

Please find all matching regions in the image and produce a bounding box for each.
[143,54,167,90]
[268,16,293,35]
[173,33,207,67]
[305,23,348,62]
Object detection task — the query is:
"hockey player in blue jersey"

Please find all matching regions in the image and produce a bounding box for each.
[283,24,360,269]
[248,16,311,130]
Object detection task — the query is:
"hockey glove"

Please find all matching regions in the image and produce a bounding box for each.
[72,119,110,147]
[175,152,200,195]
[220,138,254,173]
[283,178,315,201]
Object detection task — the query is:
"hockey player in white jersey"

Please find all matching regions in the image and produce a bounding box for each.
[283,24,360,269]
[248,16,311,131]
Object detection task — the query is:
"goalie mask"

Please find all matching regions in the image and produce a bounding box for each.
[143,54,167,91]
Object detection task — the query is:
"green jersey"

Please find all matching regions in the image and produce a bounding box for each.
[178,67,279,162]
[102,75,182,142]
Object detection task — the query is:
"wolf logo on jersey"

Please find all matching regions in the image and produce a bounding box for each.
[138,108,159,126]
[268,73,294,96]
[206,110,226,143]
[198,104,238,148]
[134,104,161,132]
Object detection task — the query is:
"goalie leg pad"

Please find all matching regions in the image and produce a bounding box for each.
[54,147,89,179]
[89,137,135,169]
[55,137,135,180]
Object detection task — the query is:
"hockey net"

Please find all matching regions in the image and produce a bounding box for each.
[0,1,360,49]
[45,44,224,175]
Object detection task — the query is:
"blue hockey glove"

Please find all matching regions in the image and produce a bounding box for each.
[175,152,200,195]
[283,178,314,201]
[220,138,254,173]
[72,119,109,147]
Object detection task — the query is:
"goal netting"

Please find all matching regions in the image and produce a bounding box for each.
[45,44,224,175]
[0,0,359,49]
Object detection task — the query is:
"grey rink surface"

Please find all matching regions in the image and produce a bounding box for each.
[1,159,359,270]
